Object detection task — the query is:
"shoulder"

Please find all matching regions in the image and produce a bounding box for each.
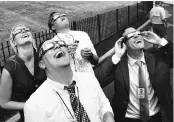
[25,82,52,109]
[3,56,18,76]
[159,6,165,10]
[150,7,155,11]
[75,72,96,78]
[51,35,59,41]
[75,72,98,85]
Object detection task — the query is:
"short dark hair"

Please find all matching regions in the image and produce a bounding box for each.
[48,12,57,34]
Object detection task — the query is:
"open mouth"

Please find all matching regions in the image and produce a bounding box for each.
[61,18,66,21]
[135,40,142,44]
[22,34,29,38]
[54,51,65,59]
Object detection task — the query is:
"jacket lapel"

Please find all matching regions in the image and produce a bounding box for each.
[119,52,155,94]
[120,54,130,94]
[144,52,155,83]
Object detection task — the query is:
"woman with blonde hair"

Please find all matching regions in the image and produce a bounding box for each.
[0,24,46,122]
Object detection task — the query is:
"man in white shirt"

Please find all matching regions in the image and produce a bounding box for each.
[150,1,167,38]
[24,39,115,122]
[48,12,99,74]
[110,27,172,122]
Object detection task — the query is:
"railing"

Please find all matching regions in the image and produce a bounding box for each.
[0,1,153,75]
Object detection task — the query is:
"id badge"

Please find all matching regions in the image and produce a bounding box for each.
[138,88,145,99]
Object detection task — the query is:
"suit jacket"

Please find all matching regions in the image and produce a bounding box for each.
[110,42,173,122]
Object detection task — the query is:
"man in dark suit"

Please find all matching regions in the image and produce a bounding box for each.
[110,27,173,122]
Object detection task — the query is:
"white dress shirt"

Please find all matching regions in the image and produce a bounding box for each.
[125,53,160,118]
[52,31,97,74]
[24,72,113,122]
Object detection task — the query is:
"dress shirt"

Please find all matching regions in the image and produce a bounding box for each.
[52,31,97,74]
[24,72,113,122]
[125,53,160,118]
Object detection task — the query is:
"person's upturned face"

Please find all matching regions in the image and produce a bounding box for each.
[53,13,69,31]
[40,40,70,69]
[123,28,144,51]
[12,25,33,46]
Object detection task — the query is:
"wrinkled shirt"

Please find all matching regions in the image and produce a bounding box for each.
[150,6,166,24]
[24,72,113,122]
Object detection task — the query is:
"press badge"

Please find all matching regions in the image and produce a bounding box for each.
[138,88,145,99]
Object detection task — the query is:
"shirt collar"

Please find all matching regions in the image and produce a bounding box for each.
[45,73,78,92]
[127,52,146,66]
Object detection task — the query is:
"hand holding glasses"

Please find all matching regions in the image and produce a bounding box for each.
[141,31,163,45]
[80,48,93,60]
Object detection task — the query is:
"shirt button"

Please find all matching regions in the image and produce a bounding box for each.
[35,84,38,88]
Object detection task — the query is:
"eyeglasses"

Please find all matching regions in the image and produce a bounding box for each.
[39,40,67,59]
[12,27,31,40]
[51,13,66,23]
[123,31,142,42]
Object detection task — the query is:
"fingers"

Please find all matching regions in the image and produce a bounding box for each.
[81,49,92,59]
[115,37,125,49]
[142,31,157,37]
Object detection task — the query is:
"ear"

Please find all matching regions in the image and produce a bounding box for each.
[51,25,56,31]
[39,60,46,69]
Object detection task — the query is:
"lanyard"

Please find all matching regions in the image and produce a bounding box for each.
[54,87,79,120]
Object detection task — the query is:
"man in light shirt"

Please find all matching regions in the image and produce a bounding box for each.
[24,39,114,122]
[150,1,167,38]
[48,12,99,74]
[110,27,172,122]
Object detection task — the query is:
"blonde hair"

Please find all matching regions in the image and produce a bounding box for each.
[9,23,37,54]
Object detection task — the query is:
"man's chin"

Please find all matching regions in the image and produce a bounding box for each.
[19,41,33,47]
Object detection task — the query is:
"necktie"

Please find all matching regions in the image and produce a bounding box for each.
[64,81,90,122]
[136,61,149,122]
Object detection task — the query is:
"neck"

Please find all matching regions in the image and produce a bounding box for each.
[17,45,34,62]
[127,50,144,60]
[47,65,73,86]
[57,28,70,33]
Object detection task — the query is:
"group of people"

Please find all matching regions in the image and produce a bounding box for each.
[0,4,173,122]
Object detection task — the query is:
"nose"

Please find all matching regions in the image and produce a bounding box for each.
[53,43,60,50]
[21,29,27,33]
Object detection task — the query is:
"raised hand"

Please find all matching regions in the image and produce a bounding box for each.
[81,48,93,59]
[141,31,163,45]
[114,37,126,59]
